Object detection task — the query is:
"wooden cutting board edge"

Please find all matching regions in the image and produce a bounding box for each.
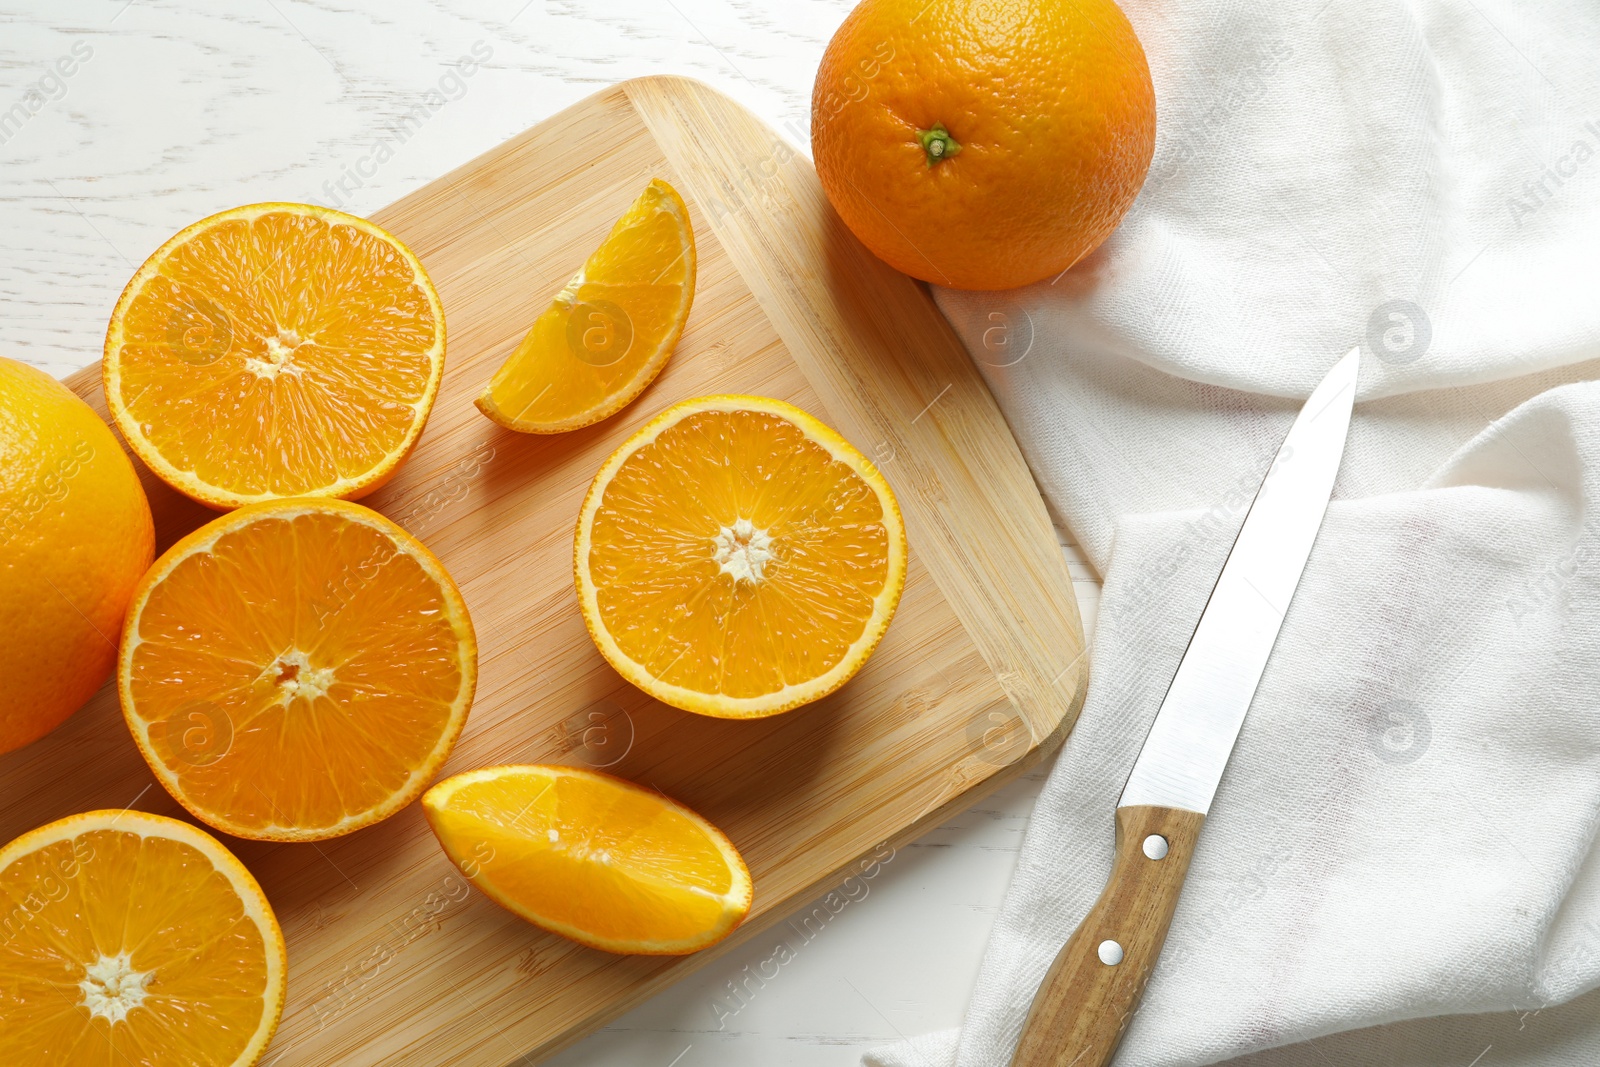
[528,743,1066,1063]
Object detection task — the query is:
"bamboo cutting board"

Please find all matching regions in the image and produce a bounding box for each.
[3,76,1086,1064]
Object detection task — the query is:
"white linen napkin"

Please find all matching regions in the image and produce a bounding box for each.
[866,0,1600,1064]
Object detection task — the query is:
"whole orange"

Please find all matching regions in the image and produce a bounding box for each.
[0,357,154,753]
[812,0,1156,291]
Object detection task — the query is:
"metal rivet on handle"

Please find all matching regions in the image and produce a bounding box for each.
[1097,940,1124,966]
[1143,835,1170,860]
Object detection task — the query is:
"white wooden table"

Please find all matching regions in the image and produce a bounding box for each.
[0,3,1101,1062]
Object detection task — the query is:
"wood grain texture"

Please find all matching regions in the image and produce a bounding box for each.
[0,77,1085,1065]
[1010,806,1206,1067]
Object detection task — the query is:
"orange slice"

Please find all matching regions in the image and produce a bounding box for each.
[422,764,751,955]
[575,395,907,718]
[0,809,286,1066]
[104,202,446,510]
[118,498,477,842]
[474,179,695,433]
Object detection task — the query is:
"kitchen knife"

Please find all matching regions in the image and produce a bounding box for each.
[1009,348,1360,1067]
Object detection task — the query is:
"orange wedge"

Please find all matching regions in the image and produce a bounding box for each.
[118,498,477,842]
[422,765,751,955]
[575,395,907,718]
[104,202,445,509]
[0,810,286,1066]
[474,179,695,433]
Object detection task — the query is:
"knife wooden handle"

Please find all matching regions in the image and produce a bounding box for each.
[1009,805,1205,1067]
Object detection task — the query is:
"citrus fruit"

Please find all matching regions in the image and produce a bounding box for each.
[118,497,477,842]
[475,179,695,433]
[103,202,446,509]
[422,764,752,955]
[811,0,1156,290]
[0,356,153,755]
[575,395,907,718]
[0,809,286,1066]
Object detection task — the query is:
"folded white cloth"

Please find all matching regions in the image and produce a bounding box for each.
[866,1,1600,1064]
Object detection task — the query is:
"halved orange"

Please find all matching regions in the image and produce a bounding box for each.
[118,498,477,842]
[104,202,446,510]
[422,764,751,955]
[474,178,695,433]
[575,395,907,718]
[0,809,286,1066]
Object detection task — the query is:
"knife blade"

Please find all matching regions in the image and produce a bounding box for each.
[1009,347,1359,1067]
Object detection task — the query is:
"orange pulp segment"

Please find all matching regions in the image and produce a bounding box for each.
[474,179,695,432]
[575,395,907,718]
[0,810,286,1067]
[422,764,751,955]
[104,202,445,509]
[118,498,477,841]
